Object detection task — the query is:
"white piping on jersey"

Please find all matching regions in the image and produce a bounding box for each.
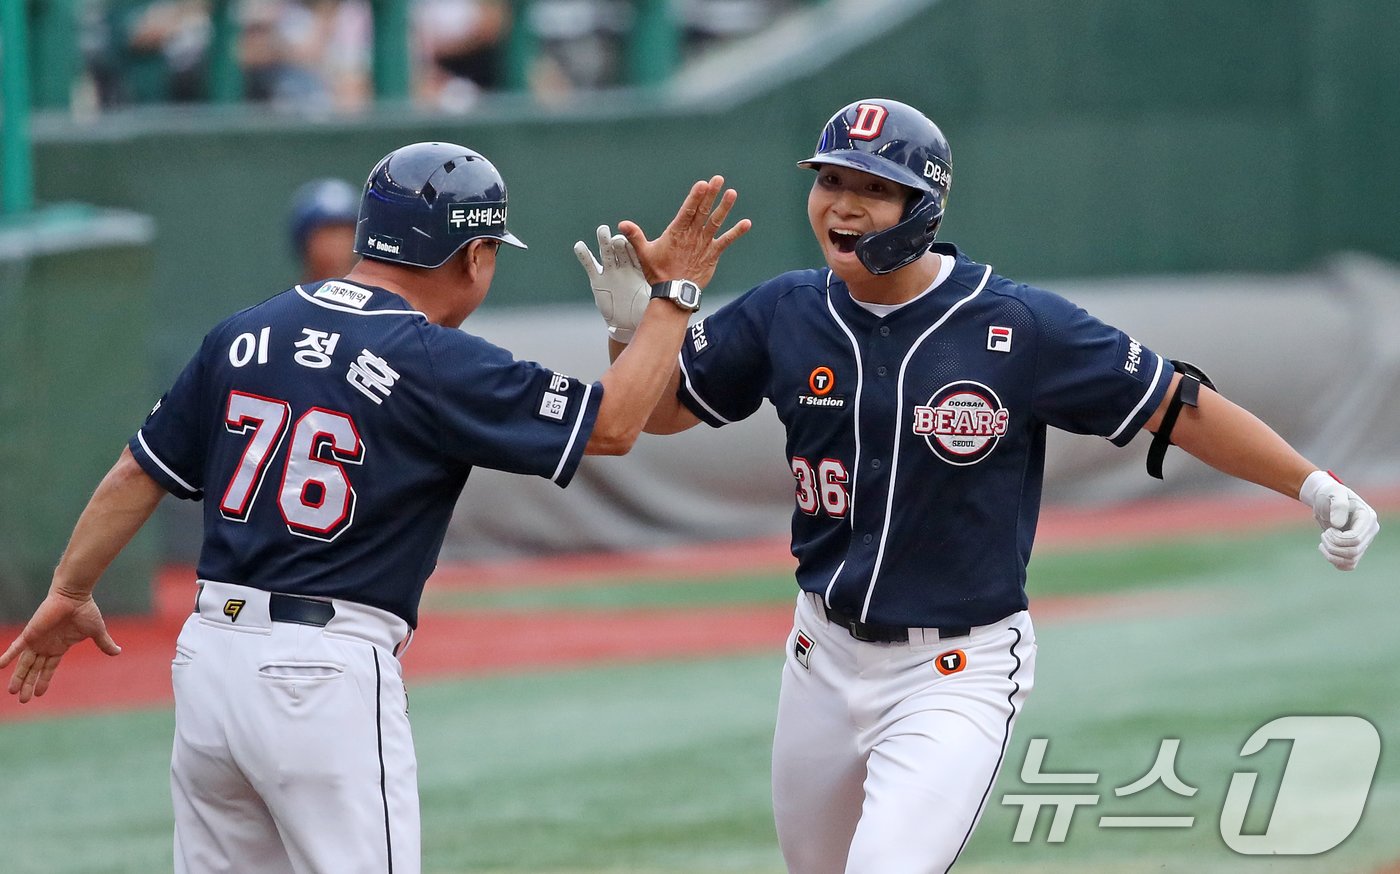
[294,284,428,319]
[860,264,993,624]
[1106,353,1165,443]
[136,430,199,493]
[551,381,595,483]
[821,270,866,608]
[677,350,735,425]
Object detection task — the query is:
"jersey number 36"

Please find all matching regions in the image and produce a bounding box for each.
[220,390,365,542]
[791,456,850,517]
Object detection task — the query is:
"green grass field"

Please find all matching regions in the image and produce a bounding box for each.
[2,518,1396,874]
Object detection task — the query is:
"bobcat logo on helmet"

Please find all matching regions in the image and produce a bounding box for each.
[913,380,1010,466]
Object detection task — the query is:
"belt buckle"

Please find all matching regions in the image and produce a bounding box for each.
[848,622,880,643]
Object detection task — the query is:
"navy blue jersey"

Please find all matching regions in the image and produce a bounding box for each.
[130,279,601,627]
[678,244,1174,628]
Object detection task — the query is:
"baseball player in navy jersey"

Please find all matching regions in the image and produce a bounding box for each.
[288,177,360,283]
[589,99,1381,873]
[1,141,748,874]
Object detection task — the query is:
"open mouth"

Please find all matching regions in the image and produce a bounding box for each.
[829,229,861,254]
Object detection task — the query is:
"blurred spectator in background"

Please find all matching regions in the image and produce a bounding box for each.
[288,178,360,282]
[77,0,801,113]
[87,0,210,106]
[679,0,793,54]
[239,0,338,110]
[413,0,509,111]
[527,0,630,101]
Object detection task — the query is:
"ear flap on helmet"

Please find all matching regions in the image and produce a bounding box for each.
[855,193,945,275]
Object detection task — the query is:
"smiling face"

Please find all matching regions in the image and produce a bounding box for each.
[807,164,911,283]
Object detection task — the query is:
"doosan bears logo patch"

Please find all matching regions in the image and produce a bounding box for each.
[913,380,1010,465]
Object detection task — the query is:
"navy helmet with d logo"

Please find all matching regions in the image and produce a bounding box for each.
[354,142,527,269]
[799,99,952,275]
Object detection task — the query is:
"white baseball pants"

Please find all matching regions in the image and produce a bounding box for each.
[772,592,1036,874]
[170,581,418,874]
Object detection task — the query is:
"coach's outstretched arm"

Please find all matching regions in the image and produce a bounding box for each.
[579,177,749,455]
[1146,372,1380,570]
[1,447,166,702]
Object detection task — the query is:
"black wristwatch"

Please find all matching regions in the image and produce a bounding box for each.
[650,279,702,313]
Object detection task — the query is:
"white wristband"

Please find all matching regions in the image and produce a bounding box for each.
[1297,469,1335,506]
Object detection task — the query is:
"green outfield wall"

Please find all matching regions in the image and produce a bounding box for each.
[28,0,1400,380]
[5,0,1399,617]
[0,207,157,619]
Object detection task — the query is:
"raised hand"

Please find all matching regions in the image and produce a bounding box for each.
[574,224,651,342]
[618,176,752,288]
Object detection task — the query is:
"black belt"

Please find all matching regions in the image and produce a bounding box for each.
[823,603,969,643]
[269,594,336,627]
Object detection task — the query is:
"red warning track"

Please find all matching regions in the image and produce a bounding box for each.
[1,489,1390,723]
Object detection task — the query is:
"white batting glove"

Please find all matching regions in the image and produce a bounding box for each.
[1298,470,1380,571]
[574,224,650,344]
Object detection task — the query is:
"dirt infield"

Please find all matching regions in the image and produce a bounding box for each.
[2,488,1385,724]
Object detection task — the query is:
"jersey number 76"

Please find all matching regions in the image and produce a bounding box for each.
[220,390,364,542]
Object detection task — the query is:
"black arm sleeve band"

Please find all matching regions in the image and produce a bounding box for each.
[1146,360,1217,480]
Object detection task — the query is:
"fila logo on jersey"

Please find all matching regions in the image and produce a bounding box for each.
[987,326,1012,353]
[448,202,507,233]
[224,599,247,623]
[799,365,845,408]
[366,234,402,256]
[913,380,1010,465]
[934,649,966,676]
[793,629,815,670]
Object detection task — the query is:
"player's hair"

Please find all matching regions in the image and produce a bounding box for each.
[799,99,952,275]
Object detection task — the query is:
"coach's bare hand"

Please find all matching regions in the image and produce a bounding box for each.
[0,589,121,703]
[618,175,751,288]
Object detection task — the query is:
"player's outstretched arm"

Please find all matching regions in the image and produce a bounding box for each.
[1146,373,1380,570]
[0,446,166,702]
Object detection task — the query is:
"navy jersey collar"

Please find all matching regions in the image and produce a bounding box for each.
[295,279,427,318]
[826,244,988,327]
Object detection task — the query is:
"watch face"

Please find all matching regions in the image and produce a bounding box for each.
[678,281,701,308]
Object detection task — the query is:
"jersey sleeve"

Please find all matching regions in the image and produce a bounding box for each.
[676,284,775,427]
[1029,290,1175,446]
[425,329,601,487]
[129,337,213,500]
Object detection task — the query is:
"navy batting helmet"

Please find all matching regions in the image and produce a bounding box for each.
[799,99,952,275]
[289,178,359,258]
[354,142,526,269]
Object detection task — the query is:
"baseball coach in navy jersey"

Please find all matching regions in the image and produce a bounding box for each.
[2,142,749,874]
[584,99,1381,873]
